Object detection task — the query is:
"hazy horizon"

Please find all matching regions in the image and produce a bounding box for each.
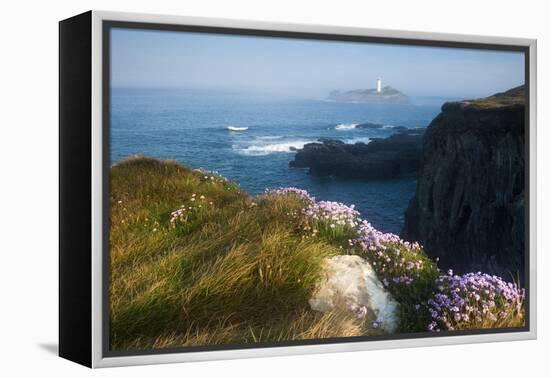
[111,28,525,99]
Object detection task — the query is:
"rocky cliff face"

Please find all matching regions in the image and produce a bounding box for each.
[401,86,526,279]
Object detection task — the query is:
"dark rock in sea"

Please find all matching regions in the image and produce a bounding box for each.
[401,85,526,280]
[328,86,410,104]
[317,137,345,144]
[290,132,423,180]
[395,127,426,135]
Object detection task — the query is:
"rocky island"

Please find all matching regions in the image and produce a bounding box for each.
[401,85,526,279]
[328,84,410,104]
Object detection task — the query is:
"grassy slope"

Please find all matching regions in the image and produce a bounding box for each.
[110,157,374,350]
[466,85,525,109]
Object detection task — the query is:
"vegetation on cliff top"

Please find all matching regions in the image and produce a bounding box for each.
[110,157,365,350]
[110,156,525,351]
[458,85,525,110]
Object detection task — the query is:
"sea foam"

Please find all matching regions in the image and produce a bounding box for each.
[236,140,312,156]
[227,126,249,131]
[344,137,372,144]
[335,123,358,130]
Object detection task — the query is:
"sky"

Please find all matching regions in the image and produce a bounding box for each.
[111,28,525,99]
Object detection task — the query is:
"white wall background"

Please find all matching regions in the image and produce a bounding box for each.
[0,0,546,376]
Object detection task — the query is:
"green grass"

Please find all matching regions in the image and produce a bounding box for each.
[466,85,525,109]
[110,156,377,351]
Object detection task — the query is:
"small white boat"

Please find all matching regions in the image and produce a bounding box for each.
[227,126,249,132]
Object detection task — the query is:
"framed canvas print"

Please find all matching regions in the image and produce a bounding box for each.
[59,10,537,368]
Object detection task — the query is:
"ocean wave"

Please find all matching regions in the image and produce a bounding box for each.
[335,123,358,130]
[344,137,372,144]
[227,126,249,131]
[236,140,312,156]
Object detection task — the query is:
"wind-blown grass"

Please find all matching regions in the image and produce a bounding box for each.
[110,156,374,350]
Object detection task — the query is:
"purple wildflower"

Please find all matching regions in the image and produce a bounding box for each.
[266,187,315,203]
[427,272,524,332]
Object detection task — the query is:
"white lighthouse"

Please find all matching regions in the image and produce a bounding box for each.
[376,78,382,93]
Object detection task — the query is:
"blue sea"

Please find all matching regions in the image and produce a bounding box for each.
[111,88,448,234]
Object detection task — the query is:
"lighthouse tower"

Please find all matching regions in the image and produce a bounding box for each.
[376,78,382,93]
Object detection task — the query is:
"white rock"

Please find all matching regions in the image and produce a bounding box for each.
[309,255,399,333]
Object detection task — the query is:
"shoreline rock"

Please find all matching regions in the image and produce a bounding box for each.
[290,130,424,180]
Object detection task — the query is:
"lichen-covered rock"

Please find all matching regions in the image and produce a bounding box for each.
[402,85,525,280]
[309,255,399,332]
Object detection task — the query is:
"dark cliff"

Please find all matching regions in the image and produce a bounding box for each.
[401,86,526,279]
